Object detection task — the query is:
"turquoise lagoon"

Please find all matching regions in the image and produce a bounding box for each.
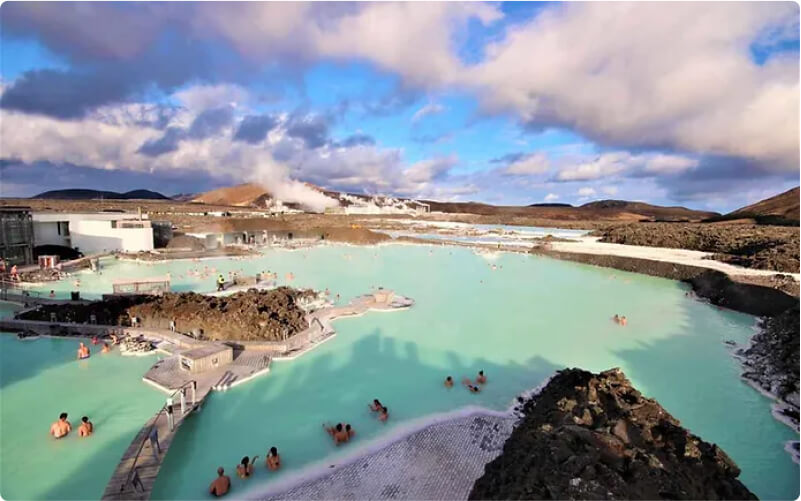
[1,243,798,500]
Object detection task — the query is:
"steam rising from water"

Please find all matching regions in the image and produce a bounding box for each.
[248,156,338,212]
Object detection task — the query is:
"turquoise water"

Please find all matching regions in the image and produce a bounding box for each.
[0,303,165,500]
[8,244,800,500]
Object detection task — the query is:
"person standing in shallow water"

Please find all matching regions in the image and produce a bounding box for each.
[50,412,71,439]
[209,467,231,497]
[78,416,93,437]
[266,447,281,471]
[444,376,454,388]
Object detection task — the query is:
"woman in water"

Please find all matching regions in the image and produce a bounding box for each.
[377,406,389,422]
[236,455,258,478]
[368,399,383,412]
[77,342,90,360]
[266,447,281,471]
[476,370,487,384]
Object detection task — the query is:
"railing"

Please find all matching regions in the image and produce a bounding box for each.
[119,379,198,494]
[0,279,43,302]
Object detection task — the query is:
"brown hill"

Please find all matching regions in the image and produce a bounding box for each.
[422,200,717,222]
[192,183,271,207]
[727,187,799,224]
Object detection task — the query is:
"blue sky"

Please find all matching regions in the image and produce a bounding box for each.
[0,2,798,212]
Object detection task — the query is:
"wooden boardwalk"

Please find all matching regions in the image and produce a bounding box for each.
[101,380,211,500]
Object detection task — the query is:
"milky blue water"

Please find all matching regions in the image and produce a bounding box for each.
[5,243,798,500]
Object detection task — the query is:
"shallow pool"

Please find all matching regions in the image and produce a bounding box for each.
[0,303,165,500]
[12,243,800,500]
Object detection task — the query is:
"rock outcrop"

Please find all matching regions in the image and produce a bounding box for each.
[19,288,317,341]
[594,223,799,273]
[469,368,756,500]
[736,305,800,436]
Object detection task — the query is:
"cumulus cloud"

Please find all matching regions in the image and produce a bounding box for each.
[544,193,559,202]
[463,2,798,171]
[494,152,550,176]
[555,152,698,182]
[234,114,279,144]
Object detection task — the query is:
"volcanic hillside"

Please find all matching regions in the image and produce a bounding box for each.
[724,187,800,225]
[191,183,273,207]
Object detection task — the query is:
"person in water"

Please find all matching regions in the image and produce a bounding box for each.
[209,467,231,497]
[49,290,55,299]
[620,316,628,326]
[346,424,355,439]
[101,343,111,354]
[462,378,480,393]
[78,416,93,437]
[476,370,487,385]
[236,456,258,478]
[444,376,454,388]
[378,406,389,422]
[323,423,350,445]
[613,314,620,324]
[77,342,90,359]
[50,412,72,439]
[368,399,383,412]
[266,447,281,471]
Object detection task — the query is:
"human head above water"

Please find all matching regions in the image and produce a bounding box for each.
[270,446,278,455]
[217,467,225,476]
[81,416,89,423]
[335,423,343,431]
[241,456,249,466]
[59,412,68,420]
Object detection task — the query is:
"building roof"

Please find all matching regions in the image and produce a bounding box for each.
[180,344,231,360]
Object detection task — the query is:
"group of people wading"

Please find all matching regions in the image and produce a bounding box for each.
[208,370,488,497]
[50,413,94,439]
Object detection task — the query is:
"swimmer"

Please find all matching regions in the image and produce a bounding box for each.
[476,370,487,385]
[49,290,55,299]
[368,399,383,412]
[377,406,389,422]
[77,342,90,360]
[209,467,231,497]
[613,314,620,324]
[323,423,350,445]
[101,343,111,354]
[346,424,355,439]
[91,336,99,345]
[78,416,93,437]
[266,447,281,471]
[236,456,258,478]
[50,412,72,438]
[444,376,454,388]
[620,316,628,326]
[110,333,120,345]
[462,378,480,393]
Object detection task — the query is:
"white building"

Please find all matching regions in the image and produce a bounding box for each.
[33,213,155,254]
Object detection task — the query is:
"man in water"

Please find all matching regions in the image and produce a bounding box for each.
[78,416,93,437]
[444,376,454,388]
[620,316,628,326]
[50,413,72,438]
[101,343,111,354]
[77,342,90,359]
[462,378,481,393]
[266,447,281,471]
[476,370,487,384]
[209,467,231,497]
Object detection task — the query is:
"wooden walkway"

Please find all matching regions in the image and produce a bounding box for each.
[101,381,211,500]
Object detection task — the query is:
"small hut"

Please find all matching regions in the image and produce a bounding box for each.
[178,344,233,374]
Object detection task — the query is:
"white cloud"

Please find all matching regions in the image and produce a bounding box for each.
[577,187,596,197]
[555,151,698,181]
[544,193,559,202]
[411,103,445,123]
[173,84,250,111]
[503,152,550,176]
[601,186,618,196]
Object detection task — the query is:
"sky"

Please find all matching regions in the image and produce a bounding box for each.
[0,2,799,212]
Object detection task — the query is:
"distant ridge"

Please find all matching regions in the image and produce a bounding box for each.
[33,189,169,200]
[709,186,800,225]
[529,203,573,208]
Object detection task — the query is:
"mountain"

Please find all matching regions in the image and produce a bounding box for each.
[423,199,717,222]
[578,200,718,221]
[191,183,272,207]
[723,187,799,225]
[528,203,573,208]
[33,189,169,200]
